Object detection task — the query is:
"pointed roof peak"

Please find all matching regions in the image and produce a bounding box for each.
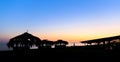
[23,29,29,34]
[23,32,30,35]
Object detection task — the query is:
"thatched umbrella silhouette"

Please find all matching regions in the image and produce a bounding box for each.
[54,39,68,48]
[37,39,53,48]
[7,32,41,50]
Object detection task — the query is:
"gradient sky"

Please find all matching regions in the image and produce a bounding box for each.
[1,0,120,43]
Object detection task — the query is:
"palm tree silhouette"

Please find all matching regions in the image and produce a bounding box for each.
[54,39,68,48]
[7,32,41,50]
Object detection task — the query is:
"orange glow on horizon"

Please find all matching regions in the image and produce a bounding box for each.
[2,28,120,43]
[33,31,120,42]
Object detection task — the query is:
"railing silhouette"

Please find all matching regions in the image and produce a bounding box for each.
[81,35,120,50]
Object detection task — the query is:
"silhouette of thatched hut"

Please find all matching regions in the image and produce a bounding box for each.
[54,40,68,48]
[7,32,41,51]
[37,39,54,49]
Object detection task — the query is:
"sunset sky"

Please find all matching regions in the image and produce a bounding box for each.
[1,0,120,43]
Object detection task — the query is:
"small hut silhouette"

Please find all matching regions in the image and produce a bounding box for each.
[54,39,68,48]
[7,32,41,51]
[37,39,54,49]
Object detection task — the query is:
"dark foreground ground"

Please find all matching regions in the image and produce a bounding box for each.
[0,47,120,62]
